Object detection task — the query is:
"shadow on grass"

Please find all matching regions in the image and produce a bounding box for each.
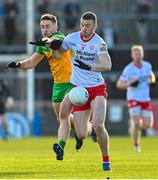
[0,171,40,177]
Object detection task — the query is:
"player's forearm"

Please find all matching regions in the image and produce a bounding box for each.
[148,72,156,84]
[91,52,112,72]
[91,61,112,72]
[117,80,129,89]
[18,58,35,69]
[7,53,43,69]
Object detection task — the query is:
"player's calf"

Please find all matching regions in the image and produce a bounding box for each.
[90,127,97,143]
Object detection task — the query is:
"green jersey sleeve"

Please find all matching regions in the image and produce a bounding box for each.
[35,31,65,54]
[35,46,50,55]
[53,31,65,41]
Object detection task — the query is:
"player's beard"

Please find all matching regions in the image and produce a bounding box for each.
[82,30,94,39]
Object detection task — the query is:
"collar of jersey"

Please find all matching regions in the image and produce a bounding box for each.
[132,61,143,69]
[80,32,96,42]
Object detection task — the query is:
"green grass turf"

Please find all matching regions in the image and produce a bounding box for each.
[0,136,158,179]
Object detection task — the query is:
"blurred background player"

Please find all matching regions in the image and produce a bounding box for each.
[63,0,81,34]
[135,0,152,44]
[3,0,18,45]
[0,78,14,140]
[117,45,156,152]
[51,11,112,171]
[99,18,117,50]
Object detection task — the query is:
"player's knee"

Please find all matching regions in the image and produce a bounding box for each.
[59,110,69,121]
[93,123,104,134]
[143,120,153,129]
[132,120,141,129]
[142,113,153,128]
[131,116,140,127]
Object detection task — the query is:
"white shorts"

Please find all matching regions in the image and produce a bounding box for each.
[128,100,153,118]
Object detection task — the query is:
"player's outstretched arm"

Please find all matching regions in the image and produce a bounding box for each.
[7,53,44,70]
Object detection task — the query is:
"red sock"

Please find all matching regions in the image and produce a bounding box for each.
[103,155,109,163]
[134,143,139,147]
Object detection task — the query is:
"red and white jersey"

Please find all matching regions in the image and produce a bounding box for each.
[62,31,108,87]
[120,61,152,101]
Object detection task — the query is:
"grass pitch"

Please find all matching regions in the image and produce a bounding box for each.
[0,136,158,179]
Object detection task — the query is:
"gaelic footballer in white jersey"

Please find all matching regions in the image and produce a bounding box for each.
[62,31,108,87]
[120,60,152,102]
[52,11,112,171]
[117,45,155,152]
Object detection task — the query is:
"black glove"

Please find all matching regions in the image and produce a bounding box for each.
[129,80,139,87]
[29,38,48,46]
[50,39,62,50]
[74,59,91,70]
[7,61,21,68]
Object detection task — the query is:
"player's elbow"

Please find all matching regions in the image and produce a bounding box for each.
[116,80,122,89]
[105,56,112,71]
[116,80,127,89]
[104,62,112,72]
[116,81,120,89]
[107,63,112,71]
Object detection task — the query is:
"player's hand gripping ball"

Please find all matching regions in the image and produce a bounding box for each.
[69,86,89,105]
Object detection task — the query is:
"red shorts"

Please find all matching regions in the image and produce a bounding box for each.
[127,100,152,111]
[73,83,107,112]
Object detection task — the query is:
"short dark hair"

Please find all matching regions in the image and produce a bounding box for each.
[40,13,57,24]
[81,11,97,23]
